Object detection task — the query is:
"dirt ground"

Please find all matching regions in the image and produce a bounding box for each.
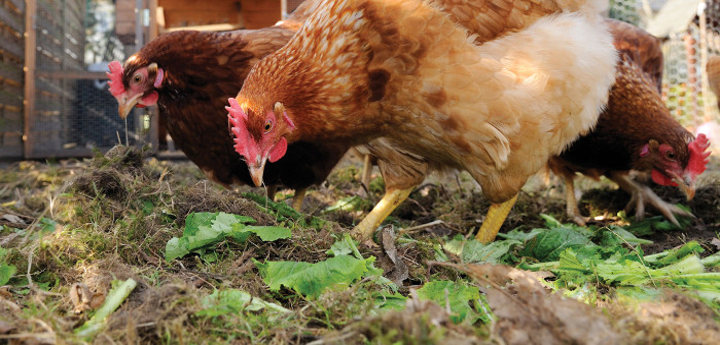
[0,146,718,344]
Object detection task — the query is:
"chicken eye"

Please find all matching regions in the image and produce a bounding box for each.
[133,74,142,83]
[667,151,675,159]
[264,120,273,132]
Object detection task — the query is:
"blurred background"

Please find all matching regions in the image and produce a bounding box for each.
[0,0,717,160]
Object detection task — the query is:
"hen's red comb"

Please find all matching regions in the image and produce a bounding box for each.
[227,98,253,158]
[226,98,247,122]
[107,61,125,97]
[687,133,711,177]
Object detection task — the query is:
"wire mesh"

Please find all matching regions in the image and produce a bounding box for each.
[23,0,146,158]
[610,0,720,130]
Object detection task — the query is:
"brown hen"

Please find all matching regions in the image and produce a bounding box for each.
[549,19,711,226]
[107,0,348,209]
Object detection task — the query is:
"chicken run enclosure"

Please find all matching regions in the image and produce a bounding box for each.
[0,0,716,159]
[2,0,720,344]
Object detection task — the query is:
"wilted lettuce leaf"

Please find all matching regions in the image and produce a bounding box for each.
[165,212,290,261]
[254,255,371,299]
[416,280,484,324]
[196,289,290,317]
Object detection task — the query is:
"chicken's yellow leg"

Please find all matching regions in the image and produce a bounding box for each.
[292,188,307,211]
[475,193,518,243]
[352,187,414,240]
[360,154,373,190]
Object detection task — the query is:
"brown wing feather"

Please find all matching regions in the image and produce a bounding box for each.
[606,18,664,93]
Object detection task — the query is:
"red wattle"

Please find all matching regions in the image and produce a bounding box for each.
[651,169,676,186]
[268,137,288,163]
[141,91,159,106]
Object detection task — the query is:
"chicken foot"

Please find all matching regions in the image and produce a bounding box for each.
[561,174,590,226]
[476,193,518,243]
[352,187,414,241]
[609,172,694,227]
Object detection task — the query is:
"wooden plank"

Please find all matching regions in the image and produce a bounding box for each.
[149,0,158,40]
[23,0,37,158]
[0,36,24,58]
[0,5,23,33]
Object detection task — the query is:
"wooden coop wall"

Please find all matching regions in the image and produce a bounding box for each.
[0,0,24,158]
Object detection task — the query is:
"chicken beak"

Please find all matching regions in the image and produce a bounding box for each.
[248,158,267,187]
[671,172,696,201]
[117,93,142,119]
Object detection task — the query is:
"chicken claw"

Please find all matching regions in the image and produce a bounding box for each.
[610,172,695,227]
[352,187,414,241]
[476,194,518,243]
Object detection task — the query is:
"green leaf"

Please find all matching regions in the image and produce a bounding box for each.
[497,228,545,242]
[0,264,16,286]
[521,226,596,261]
[255,255,369,299]
[0,247,16,286]
[373,292,408,310]
[184,212,220,236]
[416,280,483,324]
[600,226,653,246]
[444,237,520,264]
[241,226,292,242]
[196,289,290,317]
[165,212,289,261]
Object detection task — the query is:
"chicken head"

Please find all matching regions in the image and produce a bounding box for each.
[107,60,163,118]
[640,134,711,200]
[227,98,295,186]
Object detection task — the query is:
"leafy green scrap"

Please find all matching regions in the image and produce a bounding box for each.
[196,289,290,317]
[255,255,371,299]
[165,212,290,261]
[416,280,486,324]
[0,247,16,286]
[255,235,390,299]
[520,225,596,262]
[443,235,520,264]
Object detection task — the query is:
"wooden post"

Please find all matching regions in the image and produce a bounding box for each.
[22,0,36,158]
[149,0,158,40]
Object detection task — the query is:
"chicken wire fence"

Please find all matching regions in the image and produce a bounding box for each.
[24,0,148,159]
[610,0,720,130]
[0,0,148,159]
